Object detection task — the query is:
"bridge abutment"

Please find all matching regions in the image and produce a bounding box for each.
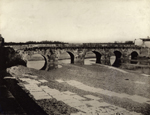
[73,49,86,65]
[45,53,58,71]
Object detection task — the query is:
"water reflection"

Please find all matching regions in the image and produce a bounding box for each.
[58,59,70,64]
[58,58,116,66]
[27,54,45,70]
[84,58,96,65]
[27,60,45,70]
[27,55,146,70]
[58,57,117,66]
[110,56,116,65]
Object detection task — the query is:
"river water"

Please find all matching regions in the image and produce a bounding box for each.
[26,53,118,69]
[26,52,143,70]
[27,57,116,70]
[27,60,45,70]
[26,53,150,75]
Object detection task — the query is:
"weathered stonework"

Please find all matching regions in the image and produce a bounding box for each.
[0,35,26,71]
[18,45,144,70]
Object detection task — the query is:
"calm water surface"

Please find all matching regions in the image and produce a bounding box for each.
[27,57,117,70]
[27,60,45,70]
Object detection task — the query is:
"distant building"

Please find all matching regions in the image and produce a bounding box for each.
[138,36,150,57]
[140,36,150,48]
[134,36,150,48]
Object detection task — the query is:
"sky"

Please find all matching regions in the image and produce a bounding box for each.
[0,0,150,43]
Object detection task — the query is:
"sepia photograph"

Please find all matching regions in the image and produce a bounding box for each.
[0,0,150,114]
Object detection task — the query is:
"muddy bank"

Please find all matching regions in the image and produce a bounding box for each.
[7,64,150,99]
[6,64,150,114]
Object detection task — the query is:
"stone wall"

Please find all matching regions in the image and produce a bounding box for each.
[0,35,26,71]
[0,35,5,70]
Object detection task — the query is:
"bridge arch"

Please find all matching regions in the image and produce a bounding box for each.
[131,51,138,59]
[130,51,138,64]
[26,53,47,70]
[58,50,75,64]
[66,51,74,64]
[84,51,101,64]
[112,51,122,67]
[92,51,101,63]
[40,55,47,70]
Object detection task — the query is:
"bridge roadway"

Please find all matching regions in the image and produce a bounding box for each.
[14,43,146,71]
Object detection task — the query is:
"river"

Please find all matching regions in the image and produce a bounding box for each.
[27,57,117,70]
[26,52,143,70]
[27,60,45,70]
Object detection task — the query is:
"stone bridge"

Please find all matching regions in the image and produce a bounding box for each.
[17,44,143,71]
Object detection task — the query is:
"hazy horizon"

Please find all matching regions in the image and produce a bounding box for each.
[0,0,150,43]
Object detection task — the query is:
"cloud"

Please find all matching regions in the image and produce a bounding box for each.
[0,0,150,43]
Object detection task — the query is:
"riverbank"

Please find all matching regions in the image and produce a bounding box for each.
[47,64,150,98]
[6,64,150,115]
